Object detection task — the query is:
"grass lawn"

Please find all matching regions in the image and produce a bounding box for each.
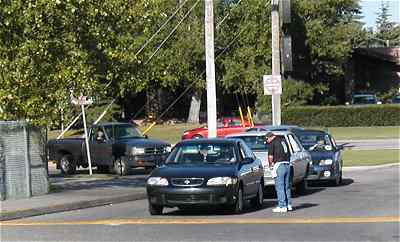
[324,126,399,140]
[343,149,400,167]
[48,124,399,144]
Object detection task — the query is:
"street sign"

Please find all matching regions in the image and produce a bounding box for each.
[263,75,282,95]
[71,95,93,106]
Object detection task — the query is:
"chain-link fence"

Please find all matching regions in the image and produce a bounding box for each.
[0,121,49,200]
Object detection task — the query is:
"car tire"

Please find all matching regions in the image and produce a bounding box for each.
[97,165,109,173]
[295,179,308,195]
[332,169,342,186]
[113,158,129,176]
[149,203,163,215]
[192,135,203,139]
[231,186,244,214]
[59,154,76,175]
[250,181,264,209]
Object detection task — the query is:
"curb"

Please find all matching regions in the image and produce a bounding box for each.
[0,192,147,221]
[343,163,400,171]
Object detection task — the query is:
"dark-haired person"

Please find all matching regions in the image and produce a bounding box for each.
[266,132,292,213]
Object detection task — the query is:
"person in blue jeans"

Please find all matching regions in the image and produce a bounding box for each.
[266,132,293,213]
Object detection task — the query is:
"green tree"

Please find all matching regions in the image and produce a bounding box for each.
[374,1,400,43]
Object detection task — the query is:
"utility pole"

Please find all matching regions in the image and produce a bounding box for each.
[205,0,217,138]
[271,0,281,125]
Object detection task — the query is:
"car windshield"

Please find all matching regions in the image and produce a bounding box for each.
[298,133,332,151]
[166,143,237,164]
[114,125,143,139]
[353,95,376,104]
[229,136,269,151]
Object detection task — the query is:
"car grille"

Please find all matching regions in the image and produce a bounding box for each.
[165,194,210,203]
[171,178,204,187]
[144,146,166,154]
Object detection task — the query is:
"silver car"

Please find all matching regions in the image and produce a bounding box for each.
[226,131,312,193]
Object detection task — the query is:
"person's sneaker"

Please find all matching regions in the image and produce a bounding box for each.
[287,205,293,211]
[272,207,288,213]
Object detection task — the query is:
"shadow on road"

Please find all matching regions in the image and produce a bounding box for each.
[308,178,354,188]
[163,201,277,216]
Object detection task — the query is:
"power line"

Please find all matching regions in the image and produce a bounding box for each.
[135,0,190,57]
[145,0,201,65]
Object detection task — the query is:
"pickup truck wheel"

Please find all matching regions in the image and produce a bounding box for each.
[113,158,129,176]
[149,203,163,215]
[60,154,76,175]
[250,181,264,209]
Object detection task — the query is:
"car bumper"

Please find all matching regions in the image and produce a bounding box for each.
[147,185,238,207]
[306,165,336,181]
[127,154,168,167]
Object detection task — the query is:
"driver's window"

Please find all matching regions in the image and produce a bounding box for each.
[91,127,106,142]
[288,135,301,152]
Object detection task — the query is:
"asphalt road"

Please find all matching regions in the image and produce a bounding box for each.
[338,138,399,150]
[2,165,399,241]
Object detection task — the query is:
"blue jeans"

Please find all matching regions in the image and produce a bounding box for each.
[274,163,292,208]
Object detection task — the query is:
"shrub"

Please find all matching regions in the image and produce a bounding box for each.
[282,105,400,127]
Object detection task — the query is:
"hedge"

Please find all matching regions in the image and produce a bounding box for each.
[282,104,400,127]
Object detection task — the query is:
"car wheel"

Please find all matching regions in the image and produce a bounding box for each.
[333,169,342,186]
[149,203,163,215]
[113,158,129,176]
[295,179,308,195]
[60,154,76,175]
[97,165,109,173]
[231,186,244,214]
[250,181,264,208]
[192,135,203,139]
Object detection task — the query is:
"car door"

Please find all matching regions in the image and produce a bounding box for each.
[329,134,342,173]
[88,126,113,166]
[286,134,308,184]
[237,142,255,196]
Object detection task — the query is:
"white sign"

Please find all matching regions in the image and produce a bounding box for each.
[263,75,282,95]
[71,95,93,106]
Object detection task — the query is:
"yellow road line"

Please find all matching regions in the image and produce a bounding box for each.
[1,216,399,226]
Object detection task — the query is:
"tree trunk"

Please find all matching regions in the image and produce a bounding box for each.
[187,89,202,123]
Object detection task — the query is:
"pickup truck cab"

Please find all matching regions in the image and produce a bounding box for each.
[48,122,171,175]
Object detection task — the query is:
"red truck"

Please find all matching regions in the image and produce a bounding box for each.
[181,117,254,140]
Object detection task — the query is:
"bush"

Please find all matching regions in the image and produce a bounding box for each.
[282,105,400,127]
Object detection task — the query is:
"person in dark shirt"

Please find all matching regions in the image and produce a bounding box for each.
[266,132,292,213]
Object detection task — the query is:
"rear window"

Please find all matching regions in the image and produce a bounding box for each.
[229,136,269,151]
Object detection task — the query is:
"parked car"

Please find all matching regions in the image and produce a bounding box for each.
[48,122,171,175]
[292,129,343,186]
[146,138,264,215]
[246,125,303,133]
[350,93,381,105]
[392,95,400,104]
[181,117,255,140]
[226,131,311,194]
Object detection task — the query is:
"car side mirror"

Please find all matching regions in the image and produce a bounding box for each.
[337,144,344,150]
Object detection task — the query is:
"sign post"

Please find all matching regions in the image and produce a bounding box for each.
[71,94,93,175]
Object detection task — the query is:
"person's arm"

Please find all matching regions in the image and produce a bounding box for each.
[268,142,274,167]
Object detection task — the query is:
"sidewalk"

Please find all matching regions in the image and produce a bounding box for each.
[1,163,399,221]
[0,168,147,221]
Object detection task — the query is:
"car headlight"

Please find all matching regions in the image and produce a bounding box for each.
[131,147,145,155]
[207,177,237,186]
[319,159,333,165]
[147,177,169,186]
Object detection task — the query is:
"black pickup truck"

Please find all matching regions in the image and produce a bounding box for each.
[48,122,171,175]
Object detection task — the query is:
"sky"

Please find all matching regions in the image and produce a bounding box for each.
[359,0,400,29]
